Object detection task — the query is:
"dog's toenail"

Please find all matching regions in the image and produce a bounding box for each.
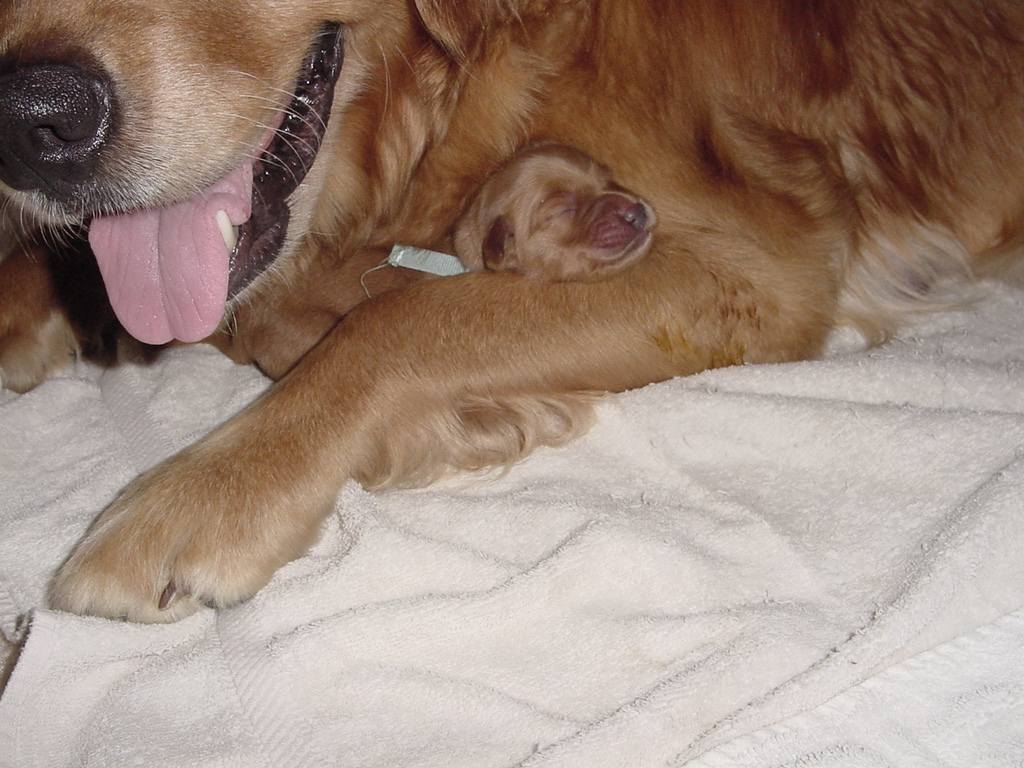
[158,582,178,610]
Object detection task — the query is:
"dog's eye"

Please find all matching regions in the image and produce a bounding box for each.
[538,192,578,223]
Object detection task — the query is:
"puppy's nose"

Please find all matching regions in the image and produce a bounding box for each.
[620,202,649,231]
[0,63,113,193]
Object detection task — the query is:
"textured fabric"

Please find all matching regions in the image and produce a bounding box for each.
[1,283,1023,767]
[690,609,1024,768]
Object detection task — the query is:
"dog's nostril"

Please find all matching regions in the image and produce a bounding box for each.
[0,63,114,193]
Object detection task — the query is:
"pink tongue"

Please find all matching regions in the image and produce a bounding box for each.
[89,163,253,345]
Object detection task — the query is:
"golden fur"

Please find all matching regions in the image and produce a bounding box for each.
[0,0,1020,620]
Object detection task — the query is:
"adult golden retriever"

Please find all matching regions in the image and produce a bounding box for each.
[0,0,1021,621]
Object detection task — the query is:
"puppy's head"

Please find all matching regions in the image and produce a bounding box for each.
[454,144,657,283]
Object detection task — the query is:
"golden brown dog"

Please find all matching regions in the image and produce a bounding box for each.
[0,0,1021,621]
[454,143,656,282]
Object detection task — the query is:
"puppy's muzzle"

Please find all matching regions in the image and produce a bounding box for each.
[0,62,114,203]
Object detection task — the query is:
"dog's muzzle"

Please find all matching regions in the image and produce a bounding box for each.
[0,24,345,346]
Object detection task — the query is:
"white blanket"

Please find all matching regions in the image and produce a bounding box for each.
[1,283,1023,767]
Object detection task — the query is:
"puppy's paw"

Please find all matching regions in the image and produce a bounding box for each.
[50,443,331,622]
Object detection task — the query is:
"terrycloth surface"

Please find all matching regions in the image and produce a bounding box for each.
[1,282,1023,767]
[689,607,1024,767]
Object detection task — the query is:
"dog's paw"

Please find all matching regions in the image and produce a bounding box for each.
[0,248,81,393]
[0,306,80,393]
[50,442,331,622]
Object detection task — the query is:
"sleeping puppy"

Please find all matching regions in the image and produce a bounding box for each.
[454,144,656,282]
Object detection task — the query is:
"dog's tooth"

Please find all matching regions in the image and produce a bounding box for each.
[216,210,238,252]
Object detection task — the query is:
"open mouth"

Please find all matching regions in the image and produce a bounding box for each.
[87,24,344,345]
[229,23,344,299]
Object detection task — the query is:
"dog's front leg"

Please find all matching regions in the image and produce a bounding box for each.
[48,272,663,622]
[50,242,836,622]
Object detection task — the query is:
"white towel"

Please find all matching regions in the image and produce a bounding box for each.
[1,283,1023,767]
[689,608,1024,768]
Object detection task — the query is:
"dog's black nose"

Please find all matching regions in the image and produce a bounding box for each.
[0,63,113,193]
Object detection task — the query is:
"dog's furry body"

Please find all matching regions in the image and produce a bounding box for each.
[0,0,1021,620]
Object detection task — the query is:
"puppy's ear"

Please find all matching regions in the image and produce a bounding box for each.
[482,216,515,271]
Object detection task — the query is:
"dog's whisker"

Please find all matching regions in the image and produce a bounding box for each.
[224,68,290,94]
[215,104,327,189]
[224,72,332,138]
